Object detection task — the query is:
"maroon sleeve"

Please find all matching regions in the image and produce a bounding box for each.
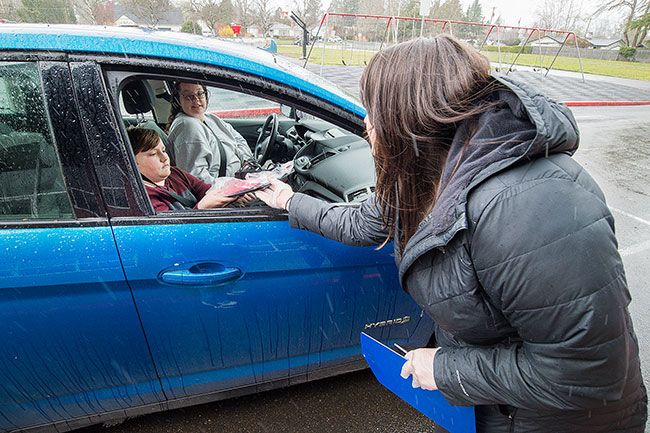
[169,167,211,209]
[184,170,212,199]
[145,168,212,212]
[145,186,172,212]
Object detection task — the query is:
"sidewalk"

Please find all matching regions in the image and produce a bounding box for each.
[287,58,650,104]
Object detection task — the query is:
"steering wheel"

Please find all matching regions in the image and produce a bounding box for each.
[254,114,279,164]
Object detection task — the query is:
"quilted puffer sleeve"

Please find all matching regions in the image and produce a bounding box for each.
[433,173,635,410]
[287,193,389,247]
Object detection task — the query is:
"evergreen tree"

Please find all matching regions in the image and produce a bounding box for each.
[18,0,77,23]
[463,0,483,40]
[464,0,483,23]
[180,20,202,34]
[219,0,234,24]
[437,0,463,20]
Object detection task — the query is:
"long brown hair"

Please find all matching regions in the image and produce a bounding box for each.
[360,35,499,251]
[165,81,209,131]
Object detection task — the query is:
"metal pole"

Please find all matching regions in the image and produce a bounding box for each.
[573,33,585,82]
[479,25,495,51]
[320,14,330,77]
[496,25,502,71]
[379,16,392,52]
[509,28,535,74]
[298,12,320,67]
[545,32,569,77]
[539,30,543,72]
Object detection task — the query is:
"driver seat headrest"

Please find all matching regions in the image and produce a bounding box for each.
[122,80,155,115]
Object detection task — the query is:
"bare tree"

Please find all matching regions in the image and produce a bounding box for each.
[292,0,322,28]
[73,0,107,24]
[192,0,231,34]
[123,0,172,28]
[534,0,586,30]
[233,0,254,29]
[599,0,650,47]
[253,0,274,36]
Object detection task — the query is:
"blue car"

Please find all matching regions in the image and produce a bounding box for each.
[0,25,434,432]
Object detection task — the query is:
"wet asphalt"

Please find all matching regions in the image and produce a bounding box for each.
[81,76,650,433]
[81,369,439,433]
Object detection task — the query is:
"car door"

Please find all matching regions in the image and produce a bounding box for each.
[0,61,165,432]
[99,67,433,401]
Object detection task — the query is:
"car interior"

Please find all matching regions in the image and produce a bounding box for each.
[118,77,376,210]
[0,63,71,220]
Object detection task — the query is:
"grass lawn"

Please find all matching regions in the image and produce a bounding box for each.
[482,51,650,81]
[277,44,650,81]
[278,44,379,66]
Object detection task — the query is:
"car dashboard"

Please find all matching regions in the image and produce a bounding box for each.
[275,120,375,204]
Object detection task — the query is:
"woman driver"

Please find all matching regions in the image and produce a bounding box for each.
[166,81,253,184]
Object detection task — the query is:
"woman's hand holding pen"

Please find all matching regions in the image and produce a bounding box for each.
[255,178,294,210]
[400,348,440,391]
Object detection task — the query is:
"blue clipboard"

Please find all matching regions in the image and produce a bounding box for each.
[361,332,476,433]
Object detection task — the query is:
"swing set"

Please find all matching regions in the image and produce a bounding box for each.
[304,12,585,81]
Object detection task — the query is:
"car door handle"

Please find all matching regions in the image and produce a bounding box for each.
[159,262,242,286]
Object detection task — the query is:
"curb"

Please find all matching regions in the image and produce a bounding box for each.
[564,101,650,107]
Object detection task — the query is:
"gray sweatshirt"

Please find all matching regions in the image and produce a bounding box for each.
[168,112,253,184]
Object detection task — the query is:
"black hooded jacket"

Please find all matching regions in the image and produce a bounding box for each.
[287,75,647,432]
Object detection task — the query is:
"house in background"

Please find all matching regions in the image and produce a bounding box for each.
[111,2,182,31]
[270,23,296,38]
[587,38,622,50]
[247,25,261,38]
[529,35,563,48]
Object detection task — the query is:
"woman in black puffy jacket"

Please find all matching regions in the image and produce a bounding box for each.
[256,35,647,432]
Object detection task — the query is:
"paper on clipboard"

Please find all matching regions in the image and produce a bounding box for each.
[360,332,476,433]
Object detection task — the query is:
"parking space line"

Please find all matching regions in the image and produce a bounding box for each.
[610,207,650,227]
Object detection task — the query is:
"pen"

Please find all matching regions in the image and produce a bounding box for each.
[394,343,408,355]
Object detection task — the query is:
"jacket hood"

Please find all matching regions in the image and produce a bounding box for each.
[398,74,580,285]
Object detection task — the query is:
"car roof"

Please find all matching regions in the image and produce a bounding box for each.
[0,24,365,117]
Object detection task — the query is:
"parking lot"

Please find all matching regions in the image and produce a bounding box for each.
[82,74,650,433]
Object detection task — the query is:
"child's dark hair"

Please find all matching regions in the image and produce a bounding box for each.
[127,127,161,155]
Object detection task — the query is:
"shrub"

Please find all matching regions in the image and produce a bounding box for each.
[180,21,202,35]
[618,46,637,61]
[218,26,235,38]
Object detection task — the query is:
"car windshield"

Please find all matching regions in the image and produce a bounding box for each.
[273,55,362,106]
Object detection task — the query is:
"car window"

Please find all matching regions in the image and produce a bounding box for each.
[207,87,281,119]
[109,70,373,215]
[0,62,72,220]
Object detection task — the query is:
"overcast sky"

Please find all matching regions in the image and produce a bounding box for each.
[460,0,608,26]
[466,0,540,26]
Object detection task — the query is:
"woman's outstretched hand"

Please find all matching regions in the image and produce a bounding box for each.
[256,178,294,210]
[400,348,440,390]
